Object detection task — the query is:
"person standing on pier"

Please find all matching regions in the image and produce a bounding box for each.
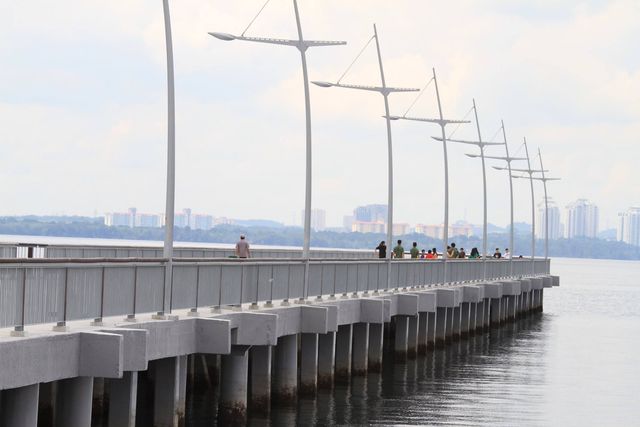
[375,241,387,259]
[393,240,405,259]
[235,235,251,259]
[504,248,511,259]
[493,248,502,259]
[410,242,420,259]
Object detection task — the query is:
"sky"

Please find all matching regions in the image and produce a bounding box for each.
[1,0,639,230]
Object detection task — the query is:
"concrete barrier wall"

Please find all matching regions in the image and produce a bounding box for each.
[0,258,550,329]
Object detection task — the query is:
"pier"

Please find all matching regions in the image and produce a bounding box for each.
[0,244,558,426]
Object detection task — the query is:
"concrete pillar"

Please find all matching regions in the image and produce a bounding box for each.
[317,332,336,388]
[220,346,249,423]
[108,371,138,427]
[352,323,369,376]
[335,324,353,378]
[407,315,419,359]
[460,302,470,338]
[445,307,455,341]
[250,345,271,414]
[475,300,484,333]
[152,356,187,427]
[452,306,461,340]
[490,298,501,327]
[468,303,477,335]
[394,316,409,361]
[1,384,39,427]
[55,377,93,427]
[483,298,491,330]
[501,296,509,323]
[540,289,544,312]
[426,312,436,350]
[417,312,428,354]
[507,295,516,321]
[38,381,55,427]
[274,334,298,402]
[92,378,105,424]
[435,307,447,348]
[367,323,384,372]
[300,333,318,395]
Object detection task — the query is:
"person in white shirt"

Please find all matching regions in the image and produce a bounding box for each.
[504,248,511,259]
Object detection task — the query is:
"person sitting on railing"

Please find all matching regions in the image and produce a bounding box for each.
[420,249,427,259]
[493,248,502,259]
[432,248,439,259]
[504,248,511,259]
[426,249,436,259]
[458,247,466,259]
[410,242,420,259]
[447,243,459,258]
[469,247,481,259]
[392,240,405,259]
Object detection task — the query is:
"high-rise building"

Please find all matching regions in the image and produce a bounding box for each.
[136,213,162,228]
[342,215,355,231]
[618,207,640,247]
[536,199,561,240]
[565,199,599,238]
[301,209,327,231]
[127,207,137,228]
[192,214,214,230]
[104,212,131,227]
[353,204,387,223]
[174,208,192,228]
[352,221,385,234]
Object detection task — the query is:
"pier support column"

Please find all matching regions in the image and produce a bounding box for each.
[469,303,477,335]
[483,298,491,330]
[507,295,517,321]
[452,306,461,340]
[250,345,271,414]
[407,315,419,359]
[426,312,436,350]
[1,384,39,427]
[490,298,501,327]
[417,312,428,354]
[460,303,470,338]
[435,307,447,348]
[274,334,298,402]
[394,316,409,361]
[92,378,105,423]
[335,325,353,379]
[317,332,336,388]
[300,333,318,395]
[352,323,369,376]
[152,355,187,427]
[220,346,249,423]
[501,296,509,323]
[475,300,484,333]
[368,323,384,372]
[55,377,93,427]
[108,371,137,427]
[445,308,455,341]
[540,289,544,312]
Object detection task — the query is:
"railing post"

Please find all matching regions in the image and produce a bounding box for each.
[264,265,274,308]
[91,266,106,326]
[11,267,28,337]
[126,265,138,322]
[53,267,69,332]
[250,264,260,310]
[212,266,223,313]
[189,264,201,316]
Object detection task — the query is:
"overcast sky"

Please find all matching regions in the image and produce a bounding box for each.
[1,0,638,229]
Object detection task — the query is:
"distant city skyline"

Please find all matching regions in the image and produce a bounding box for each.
[1,1,638,233]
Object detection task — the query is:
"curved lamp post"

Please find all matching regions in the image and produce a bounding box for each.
[435,99,503,281]
[473,121,526,276]
[312,24,418,292]
[496,138,548,274]
[532,149,560,259]
[388,68,469,286]
[209,0,346,303]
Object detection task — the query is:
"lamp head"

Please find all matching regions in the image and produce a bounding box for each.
[208,32,237,41]
[311,81,334,88]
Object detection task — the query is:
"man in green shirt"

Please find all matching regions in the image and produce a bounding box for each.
[410,241,420,259]
[393,240,405,258]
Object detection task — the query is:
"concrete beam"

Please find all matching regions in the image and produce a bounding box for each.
[435,289,456,307]
[552,275,560,287]
[542,276,553,288]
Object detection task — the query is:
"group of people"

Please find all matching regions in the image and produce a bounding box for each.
[376,240,512,260]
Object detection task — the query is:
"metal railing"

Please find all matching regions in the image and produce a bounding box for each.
[0,257,550,331]
[0,243,375,260]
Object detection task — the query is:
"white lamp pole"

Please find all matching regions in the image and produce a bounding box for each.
[313,24,418,292]
[438,100,503,280]
[389,69,469,286]
[160,0,175,317]
[532,149,560,260]
[210,0,345,302]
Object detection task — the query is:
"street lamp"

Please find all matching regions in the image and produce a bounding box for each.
[494,138,547,274]
[433,99,503,281]
[532,149,560,259]
[471,121,527,276]
[312,24,419,292]
[388,68,469,286]
[210,0,346,303]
